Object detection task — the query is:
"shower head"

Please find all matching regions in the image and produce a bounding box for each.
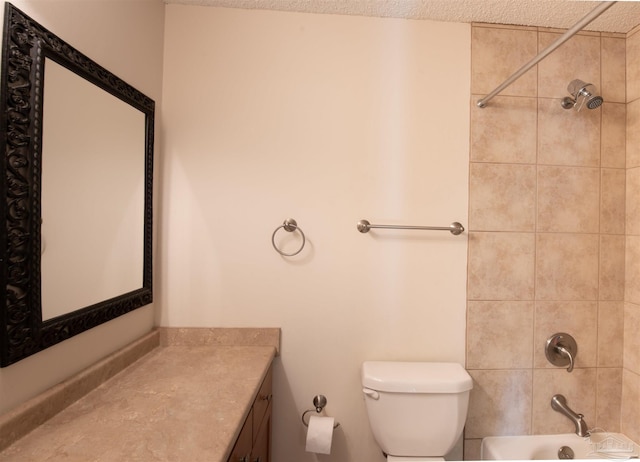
[561,79,603,111]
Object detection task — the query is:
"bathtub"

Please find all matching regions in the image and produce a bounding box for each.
[481,433,639,460]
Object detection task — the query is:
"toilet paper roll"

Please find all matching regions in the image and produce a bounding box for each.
[305,415,335,454]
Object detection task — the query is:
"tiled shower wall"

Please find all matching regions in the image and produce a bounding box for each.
[465,23,627,459]
[623,24,640,446]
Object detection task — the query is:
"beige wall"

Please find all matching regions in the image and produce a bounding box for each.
[466,24,627,458]
[161,5,470,461]
[0,0,164,415]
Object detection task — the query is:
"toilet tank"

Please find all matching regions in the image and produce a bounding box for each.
[361,361,473,458]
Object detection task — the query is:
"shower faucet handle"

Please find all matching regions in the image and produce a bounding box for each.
[556,344,575,373]
[545,333,578,373]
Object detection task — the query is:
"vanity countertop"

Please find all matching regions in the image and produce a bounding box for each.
[0,344,276,462]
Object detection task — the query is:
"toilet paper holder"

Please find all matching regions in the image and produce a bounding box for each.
[301,394,340,429]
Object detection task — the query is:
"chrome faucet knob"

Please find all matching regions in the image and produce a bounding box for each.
[556,345,575,372]
[545,333,578,372]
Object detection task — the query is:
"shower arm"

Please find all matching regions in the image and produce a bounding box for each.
[476,1,616,108]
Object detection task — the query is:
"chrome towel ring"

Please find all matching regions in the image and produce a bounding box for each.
[272,218,306,256]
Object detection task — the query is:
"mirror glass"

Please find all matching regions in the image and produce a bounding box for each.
[41,59,145,320]
[0,3,154,366]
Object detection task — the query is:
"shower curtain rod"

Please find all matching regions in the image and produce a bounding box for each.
[476,1,616,108]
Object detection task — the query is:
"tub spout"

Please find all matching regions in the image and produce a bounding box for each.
[551,394,590,437]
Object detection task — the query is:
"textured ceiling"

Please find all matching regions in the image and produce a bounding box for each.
[164,0,640,33]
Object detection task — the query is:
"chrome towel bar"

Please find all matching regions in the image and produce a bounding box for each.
[272,218,306,256]
[357,219,465,235]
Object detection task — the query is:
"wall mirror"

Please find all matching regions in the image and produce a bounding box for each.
[0,3,154,366]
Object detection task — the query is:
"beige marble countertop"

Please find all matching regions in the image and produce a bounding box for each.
[0,344,276,462]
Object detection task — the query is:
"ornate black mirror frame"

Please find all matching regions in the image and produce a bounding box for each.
[0,3,154,367]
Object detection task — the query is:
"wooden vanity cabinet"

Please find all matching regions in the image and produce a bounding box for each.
[227,366,273,462]
[228,411,253,462]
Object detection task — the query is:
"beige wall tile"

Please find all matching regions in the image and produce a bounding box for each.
[538,98,601,167]
[621,370,640,443]
[628,99,640,168]
[601,168,626,235]
[467,23,629,442]
[624,303,640,374]
[627,31,640,102]
[532,368,597,434]
[534,301,597,369]
[469,163,536,232]
[467,301,534,369]
[464,439,482,461]
[624,28,640,442]
[468,232,535,300]
[601,33,626,39]
[535,233,599,301]
[602,37,626,104]
[538,29,599,37]
[602,103,626,168]
[470,96,537,163]
[600,236,625,302]
[538,32,601,99]
[471,27,538,97]
[626,167,640,234]
[628,24,640,39]
[596,368,622,432]
[537,166,599,233]
[473,23,537,32]
[625,236,640,304]
[466,369,532,438]
[598,302,624,367]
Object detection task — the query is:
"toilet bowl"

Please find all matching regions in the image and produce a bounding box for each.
[361,361,472,461]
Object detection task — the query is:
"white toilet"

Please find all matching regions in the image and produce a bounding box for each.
[361,361,473,461]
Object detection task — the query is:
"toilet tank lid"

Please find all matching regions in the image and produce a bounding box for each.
[362,361,473,393]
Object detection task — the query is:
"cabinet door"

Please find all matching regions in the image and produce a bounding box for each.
[251,403,271,462]
[252,367,273,444]
[228,408,252,462]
